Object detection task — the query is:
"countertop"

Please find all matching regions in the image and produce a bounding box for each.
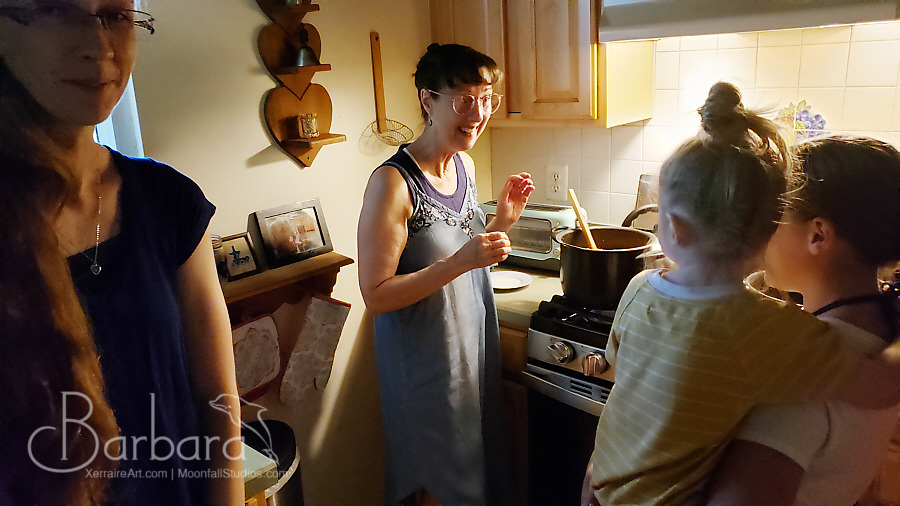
[492,264,562,331]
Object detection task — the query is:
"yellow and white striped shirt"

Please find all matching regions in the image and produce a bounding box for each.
[592,269,863,505]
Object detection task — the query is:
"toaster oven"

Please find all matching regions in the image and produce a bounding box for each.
[480,201,577,271]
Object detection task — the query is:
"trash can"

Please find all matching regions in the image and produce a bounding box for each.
[242,419,304,506]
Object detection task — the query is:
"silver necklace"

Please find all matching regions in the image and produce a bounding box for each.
[88,188,101,275]
[79,177,102,275]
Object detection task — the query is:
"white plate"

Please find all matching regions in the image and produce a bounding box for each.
[491,270,533,291]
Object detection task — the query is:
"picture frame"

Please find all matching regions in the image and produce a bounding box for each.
[220,232,261,280]
[247,198,333,268]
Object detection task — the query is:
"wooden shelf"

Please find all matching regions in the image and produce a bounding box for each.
[282,133,346,148]
[276,64,331,76]
[222,251,353,303]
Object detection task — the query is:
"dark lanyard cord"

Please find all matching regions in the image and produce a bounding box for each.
[813,282,900,340]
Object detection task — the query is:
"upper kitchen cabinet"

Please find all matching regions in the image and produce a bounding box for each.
[429,0,653,127]
[430,0,509,117]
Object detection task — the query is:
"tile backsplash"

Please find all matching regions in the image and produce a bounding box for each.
[490,20,900,225]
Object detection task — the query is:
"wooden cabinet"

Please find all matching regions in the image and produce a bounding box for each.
[256,0,346,167]
[429,0,654,127]
[499,324,527,382]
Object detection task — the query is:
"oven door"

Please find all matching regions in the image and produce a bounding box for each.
[524,365,609,506]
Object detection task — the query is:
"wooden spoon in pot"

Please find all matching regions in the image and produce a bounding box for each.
[568,189,598,250]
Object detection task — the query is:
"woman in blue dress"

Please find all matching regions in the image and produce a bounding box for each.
[0,1,242,504]
[358,43,534,506]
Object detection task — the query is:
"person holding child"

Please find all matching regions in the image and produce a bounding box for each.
[704,136,900,505]
[581,82,900,505]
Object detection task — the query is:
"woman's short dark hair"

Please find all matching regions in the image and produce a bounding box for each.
[413,43,502,119]
[789,136,900,267]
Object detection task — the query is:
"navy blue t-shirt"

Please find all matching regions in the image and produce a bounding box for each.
[69,151,215,505]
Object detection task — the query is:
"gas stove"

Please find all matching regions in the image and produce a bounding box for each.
[524,295,616,416]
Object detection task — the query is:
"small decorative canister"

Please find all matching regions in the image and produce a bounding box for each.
[299,113,319,138]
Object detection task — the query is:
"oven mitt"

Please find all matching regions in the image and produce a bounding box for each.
[279,296,350,405]
[232,315,280,397]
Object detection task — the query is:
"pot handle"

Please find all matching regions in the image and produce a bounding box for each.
[621,204,658,228]
[551,225,573,244]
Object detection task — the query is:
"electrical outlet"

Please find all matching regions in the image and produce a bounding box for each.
[546,164,568,200]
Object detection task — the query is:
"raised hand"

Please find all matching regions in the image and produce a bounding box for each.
[490,172,535,232]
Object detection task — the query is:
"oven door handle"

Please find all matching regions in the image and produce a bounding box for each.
[522,370,605,417]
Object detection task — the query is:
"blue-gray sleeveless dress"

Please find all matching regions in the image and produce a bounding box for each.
[373,147,505,505]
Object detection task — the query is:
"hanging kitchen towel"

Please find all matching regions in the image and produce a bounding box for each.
[232,314,280,398]
[279,295,350,405]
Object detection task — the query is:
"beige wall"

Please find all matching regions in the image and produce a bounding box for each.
[131,1,461,503]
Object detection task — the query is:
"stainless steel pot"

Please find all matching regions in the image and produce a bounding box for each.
[554,226,656,308]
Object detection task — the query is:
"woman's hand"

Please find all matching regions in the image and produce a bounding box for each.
[452,232,511,271]
[486,172,534,232]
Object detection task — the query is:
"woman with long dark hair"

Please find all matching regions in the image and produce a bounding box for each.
[0,1,241,504]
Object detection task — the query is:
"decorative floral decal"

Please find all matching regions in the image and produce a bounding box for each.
[776,100,829,142]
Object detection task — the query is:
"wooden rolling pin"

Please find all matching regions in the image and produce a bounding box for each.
[568,189,598,250]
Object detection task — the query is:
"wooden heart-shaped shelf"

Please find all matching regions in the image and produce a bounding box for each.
[256,0,345,167]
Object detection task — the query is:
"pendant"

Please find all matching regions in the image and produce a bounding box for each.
[90,263,102,275]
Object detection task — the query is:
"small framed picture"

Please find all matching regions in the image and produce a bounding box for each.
[221,233,261,280]
[248,198,333,268]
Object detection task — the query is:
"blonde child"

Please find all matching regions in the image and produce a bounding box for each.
[583,83,900,505]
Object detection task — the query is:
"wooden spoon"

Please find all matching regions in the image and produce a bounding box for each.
[568,189,598,250]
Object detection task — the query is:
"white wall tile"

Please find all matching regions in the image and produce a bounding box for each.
[490,128,519,156]
[656,36,680,52]
[610,159,643,194]
[655,52,680,90]
[610,126,643,160]
[851,21,900,42]
[522,128,555,156]
[582,128,611,158]
[756,46,802,88]
[642,161,663,174]
[799,44,849,88]
[610,193,639,226]
[718,32,758,49]
[891,87,900,132]
[647,89,680,126]
[802,26,851,45]
[677,87,708,124]
[847,41,900,87]
[679,50,719,90]
[579,191,610,225]
[796,88,845,133]
[553,128,582,158]
[842,87,896,131]
[716,48,757,90]
[746,88,798,112]
[553,156,581,198]
[759,29,802,46]
[580,158,611,192]
[642,126,687,163]
[680,34,718,51]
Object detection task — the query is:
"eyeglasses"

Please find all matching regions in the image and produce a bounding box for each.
[0,3,155,35]
[427,90,503,115]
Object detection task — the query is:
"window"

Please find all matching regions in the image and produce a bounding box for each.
[94,75,145,158]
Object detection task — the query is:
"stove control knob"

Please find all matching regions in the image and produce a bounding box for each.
[582,353,609,377]
[548,341,575,363]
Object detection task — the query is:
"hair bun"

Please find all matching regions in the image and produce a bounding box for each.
[426,43,441,53]
[699,82,747,144]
